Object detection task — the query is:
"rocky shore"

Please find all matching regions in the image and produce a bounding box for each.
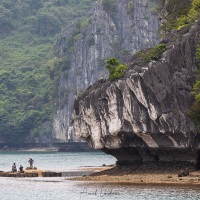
[71,165,200,187]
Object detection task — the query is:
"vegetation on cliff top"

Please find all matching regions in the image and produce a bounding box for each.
[160,0,200,34]
[135,43,167,64]
[0,0,96,142]
[105,58,127,81]
[160,0,200,133]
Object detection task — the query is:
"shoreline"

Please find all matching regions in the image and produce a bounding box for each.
[71,173,200,187]
[0,147,59,152]
[0,142,98,152]
[69,166,200,187]
[20,147,59,152]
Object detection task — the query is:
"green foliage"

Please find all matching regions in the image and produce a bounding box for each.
[0,5,14,35]
[159,0,190,33]
[187,0,200,23]
[106,58,127,81]
[145,43,167,63]
[0,0,95,142]
[35,13,62,36]
[176,0,200,30]
[160,0,200,34]
[176,16,188,30]
[136,43,167,63]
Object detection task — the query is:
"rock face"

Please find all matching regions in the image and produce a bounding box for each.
[53,0,160,141]
[72,20,200,169]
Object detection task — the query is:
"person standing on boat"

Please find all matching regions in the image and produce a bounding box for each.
[28,158,34,169]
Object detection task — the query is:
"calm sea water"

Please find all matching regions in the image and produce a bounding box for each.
[0,152,200,200]
[0,151,116,172]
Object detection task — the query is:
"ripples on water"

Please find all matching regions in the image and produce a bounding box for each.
[0,178,200,200]
[0,152,199,200]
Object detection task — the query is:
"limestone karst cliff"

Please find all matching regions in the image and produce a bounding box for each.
[53,0,160,141]
[72,19,200,169]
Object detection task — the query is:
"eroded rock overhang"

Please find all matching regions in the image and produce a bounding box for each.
[72,20,200,168]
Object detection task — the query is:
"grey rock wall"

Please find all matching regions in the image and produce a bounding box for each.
[53,0,160,141]
[72,19,200,167]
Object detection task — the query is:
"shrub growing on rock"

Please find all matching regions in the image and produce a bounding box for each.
[143,43,167,63]
[105,57,127,81]
[135,43,167,64]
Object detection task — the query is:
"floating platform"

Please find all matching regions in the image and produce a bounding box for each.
[0,170,62,177]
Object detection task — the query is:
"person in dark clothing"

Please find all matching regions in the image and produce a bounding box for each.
[12,163,17,172]
[19,165,24,173]
[28,158,34,168]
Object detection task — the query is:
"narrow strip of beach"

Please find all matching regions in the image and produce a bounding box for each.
[70,166,200,187]
[0,147,59,152]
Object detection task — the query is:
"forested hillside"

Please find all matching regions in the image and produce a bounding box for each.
[0,0,96,142]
